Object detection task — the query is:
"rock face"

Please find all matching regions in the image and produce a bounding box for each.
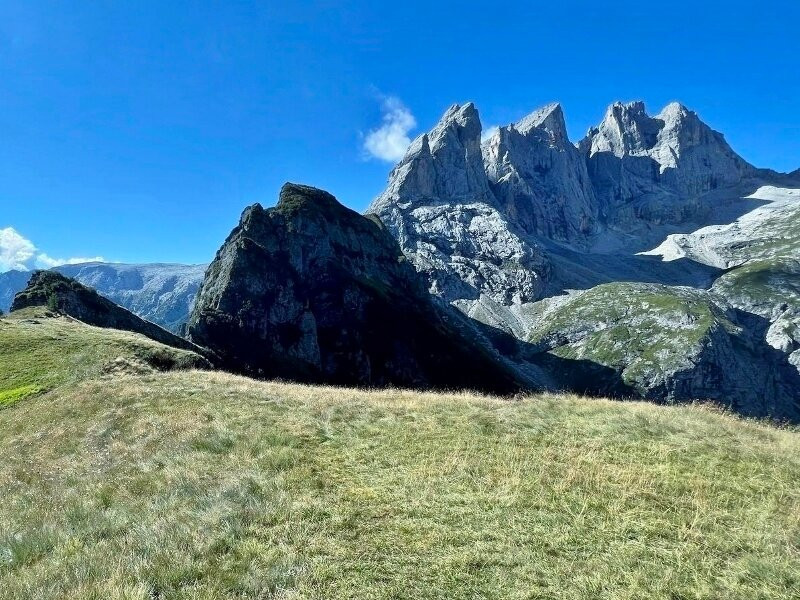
[368,103,549,308]
[579,101,755,231]
[186,183,526,392]
[483,103,598,243]
[0,262,205,332]
[11,271,204,356]
[367,99,800,420]
[641,186,800,268]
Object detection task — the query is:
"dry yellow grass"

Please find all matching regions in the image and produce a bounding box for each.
[1,363,799,598]
[2,312,799,598]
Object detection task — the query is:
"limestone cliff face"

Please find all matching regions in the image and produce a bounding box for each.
[482,103,598,243]
[186,183,525,392]
[579,101,755,228]
[367,103,549,307]
[56,262,206,333]
[366,99,800,420]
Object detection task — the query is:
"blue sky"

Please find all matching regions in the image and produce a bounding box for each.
[1,0,798,269]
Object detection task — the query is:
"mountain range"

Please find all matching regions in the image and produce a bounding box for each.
[0,262,206,333]
[367,100,800,419]
[3,99,799,420]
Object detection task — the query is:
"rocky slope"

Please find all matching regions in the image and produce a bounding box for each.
[0,270,30,315]
[11,270,204,355]
[483,103,598,243]
[368,99,800,419]
[525,282,799,419]
[186,183,527,392]
[368,103,550,307]
[0,262,206,332]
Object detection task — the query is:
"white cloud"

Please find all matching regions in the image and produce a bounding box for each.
[0,227,103,272]
[0,227,37,271]
[362,96,417,162]
[481,125,500,143]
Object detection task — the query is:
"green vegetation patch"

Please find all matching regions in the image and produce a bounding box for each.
[0,371,798,598]
[529,283,736,385]
[713,258,800,314]
[0,385,42,408]
[0,310,206,406]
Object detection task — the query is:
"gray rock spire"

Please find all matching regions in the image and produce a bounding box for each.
[482,102,598,242]
[367,102,549,308]
[579,101,755,219]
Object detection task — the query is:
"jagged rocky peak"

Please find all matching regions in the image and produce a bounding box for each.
[187,182,525,392]
[581,100,753,172]
[579,100,756,216]
[428,102,482,152]
[581,100,662,158]
[514,102,568,141]
[581,100,714,162]
[367,103,550,307]
[482,102,598,241]
[369,102,494,212]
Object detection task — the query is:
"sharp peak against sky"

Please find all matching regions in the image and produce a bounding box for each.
[360,97,714,163]
[0,0,797,267]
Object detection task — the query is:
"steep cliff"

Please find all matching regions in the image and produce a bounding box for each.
[368,103,550,307]
[187,183,527,392]
[483,103,598,243]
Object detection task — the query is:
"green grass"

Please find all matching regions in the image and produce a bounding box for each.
[528,283,737,385]
[1,313,799,598]
[0,308,207,405]
[0,385,42,407]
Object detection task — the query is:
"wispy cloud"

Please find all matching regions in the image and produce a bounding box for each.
[362,95,417,162]
[481,125,500,143]
[36,253,105,269]
[0,227,103,272]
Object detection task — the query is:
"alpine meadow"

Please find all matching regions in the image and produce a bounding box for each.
[1,2,799,598]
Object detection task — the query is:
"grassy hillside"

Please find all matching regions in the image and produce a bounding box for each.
[1,314,799,598]
[0,308,208,407]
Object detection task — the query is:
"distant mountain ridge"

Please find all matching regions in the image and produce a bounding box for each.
[11,270,206,357]
[0,262,206,332]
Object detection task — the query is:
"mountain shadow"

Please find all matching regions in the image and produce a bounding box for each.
[186,183,529,394]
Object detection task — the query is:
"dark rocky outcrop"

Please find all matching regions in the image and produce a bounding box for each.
[11,270,204,355]
[186,183,526,393]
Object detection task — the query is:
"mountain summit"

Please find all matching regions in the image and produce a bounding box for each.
[367,99,800,419]
[187,183,526,392]
[579,101,755,215]
[482,102,598,242]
